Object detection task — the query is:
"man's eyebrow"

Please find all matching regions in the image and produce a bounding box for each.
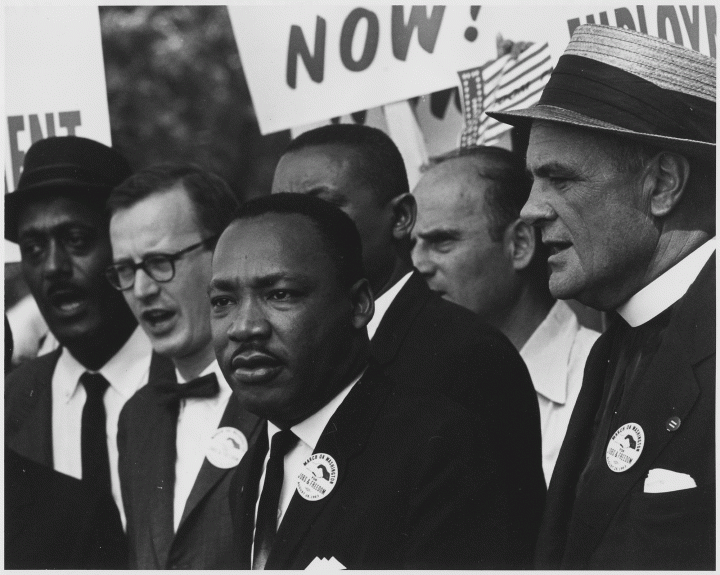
[304,187,348,205]
[529,161,580,179]
[208,278,236,293]
[416,228,461,241]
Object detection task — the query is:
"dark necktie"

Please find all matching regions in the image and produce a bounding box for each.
[252,429,299,570]
[79,372,112,494]
[155,373,220,404]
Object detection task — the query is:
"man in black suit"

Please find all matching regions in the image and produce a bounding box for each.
[4,136,172,568]
[271,123,545,565]
[212,193,515,569]
[107,164,262,569]
[489,24,716,569]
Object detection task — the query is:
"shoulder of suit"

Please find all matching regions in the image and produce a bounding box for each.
[6,349,61,400]
[5,349,61,434]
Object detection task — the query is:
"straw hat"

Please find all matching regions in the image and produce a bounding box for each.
[487,24,715,159]
[5,136,131,242]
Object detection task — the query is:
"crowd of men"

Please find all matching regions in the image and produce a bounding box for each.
[4,24,716,570]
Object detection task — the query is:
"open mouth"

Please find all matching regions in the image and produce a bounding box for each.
[230,351,283,384]
[546,241,573,257]
[47,287,87,316]
[140,308,176,332]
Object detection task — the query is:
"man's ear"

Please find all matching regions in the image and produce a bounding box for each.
[350,278,374,330]
[645,152,690,218]
[504,218,536,272]
[389,193,417,241]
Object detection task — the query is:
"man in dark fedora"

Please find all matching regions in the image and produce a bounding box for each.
[5,136,173,568]
[489,24,716,569]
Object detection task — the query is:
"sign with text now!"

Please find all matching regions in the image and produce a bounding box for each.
[229,4,715,136]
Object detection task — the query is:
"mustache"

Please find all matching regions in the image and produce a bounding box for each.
[230,343,283,367]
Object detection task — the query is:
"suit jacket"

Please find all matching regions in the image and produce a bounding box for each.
[536,255,715,570]
[5,446,125,569]
[4,347,173,569]
[370,270,545,566]
[230,364,515,569]
[5,348,174,466]
[118,381,263,569]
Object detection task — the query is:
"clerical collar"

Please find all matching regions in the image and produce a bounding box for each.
[617,238,715,327]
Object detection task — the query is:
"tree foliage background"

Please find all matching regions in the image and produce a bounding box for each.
[100,5,289,201]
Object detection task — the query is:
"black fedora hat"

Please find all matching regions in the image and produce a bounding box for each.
[5,136,132,242]
[487,24,716,160]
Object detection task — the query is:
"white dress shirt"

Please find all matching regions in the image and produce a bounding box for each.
[252,369,365,555]
[173,359,234,531]
[520,300,600,485]
[51,325,153,528]
[617,238,715,327]
[366,271,413,339]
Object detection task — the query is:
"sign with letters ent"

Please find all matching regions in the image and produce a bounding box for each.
[4,6,112,262]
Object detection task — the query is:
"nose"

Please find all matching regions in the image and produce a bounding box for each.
[227,297,271,343]
[520,182,556,227]
[132,267,160,301]
[411,240,435,280]
[43,239,72,279]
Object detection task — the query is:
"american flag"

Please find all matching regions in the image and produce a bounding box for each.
[458,42,554,147]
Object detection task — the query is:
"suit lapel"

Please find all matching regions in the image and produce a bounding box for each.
[232,423,269,569]
[564,256,714,566]
[144,398,179,568]
[176,396,262,532]
[6,349,61,467]
[370,271,430,366]
[266,368,392,569]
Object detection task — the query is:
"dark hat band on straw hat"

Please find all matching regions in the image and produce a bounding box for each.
[538,54,715,145]
[487,24,716,159]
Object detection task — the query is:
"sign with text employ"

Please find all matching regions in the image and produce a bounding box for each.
[4,6,112,261]
[230,4,715,135]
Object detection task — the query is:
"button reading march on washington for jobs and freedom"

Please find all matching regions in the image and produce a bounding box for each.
[606,423,645,473]
[206,427,248,469]
[296,453,338,501]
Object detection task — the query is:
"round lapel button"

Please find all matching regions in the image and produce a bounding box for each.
[665,416,681,432]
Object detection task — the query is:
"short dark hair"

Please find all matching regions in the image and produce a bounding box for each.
[107,163,240,238]
[427,146,532,242]
[284,124,409,205]
[233,192,366,289]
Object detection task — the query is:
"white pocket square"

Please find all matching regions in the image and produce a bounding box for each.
[305,556,346,570]
[644,468,697,493]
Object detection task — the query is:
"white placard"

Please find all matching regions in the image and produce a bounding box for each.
[229,3,715,135]
[4,6,113,262]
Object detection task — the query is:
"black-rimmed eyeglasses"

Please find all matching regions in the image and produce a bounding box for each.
[105,236,218,291]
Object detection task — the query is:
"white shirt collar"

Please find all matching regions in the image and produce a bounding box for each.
[617,239,715,327]
[520,300,578,405]
[267,367,366,451]
[56,325,153,403]
[176,358,232,394]
[366,271,414,339]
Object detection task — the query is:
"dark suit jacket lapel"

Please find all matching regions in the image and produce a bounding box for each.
[370,271,430,366]
[266,368,392,569]
[141,396,178,568]
[535,326,615,568]
[6,348,61,467]
[563,256,714,566]
[176,396,262,532]
[231,422,269,569]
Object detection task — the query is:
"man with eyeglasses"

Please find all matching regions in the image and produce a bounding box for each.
[5,137,174,568]
[107,164,262,569]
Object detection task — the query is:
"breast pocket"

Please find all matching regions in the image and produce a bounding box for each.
[614,485,714,569]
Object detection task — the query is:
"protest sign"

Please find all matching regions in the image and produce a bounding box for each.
[4,6,112,262]
[230,4,715,136]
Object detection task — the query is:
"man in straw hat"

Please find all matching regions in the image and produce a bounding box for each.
[488,24,715,569]
[5,136,173,567]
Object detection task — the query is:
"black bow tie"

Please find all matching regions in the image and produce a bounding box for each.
[155,373,220,404]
